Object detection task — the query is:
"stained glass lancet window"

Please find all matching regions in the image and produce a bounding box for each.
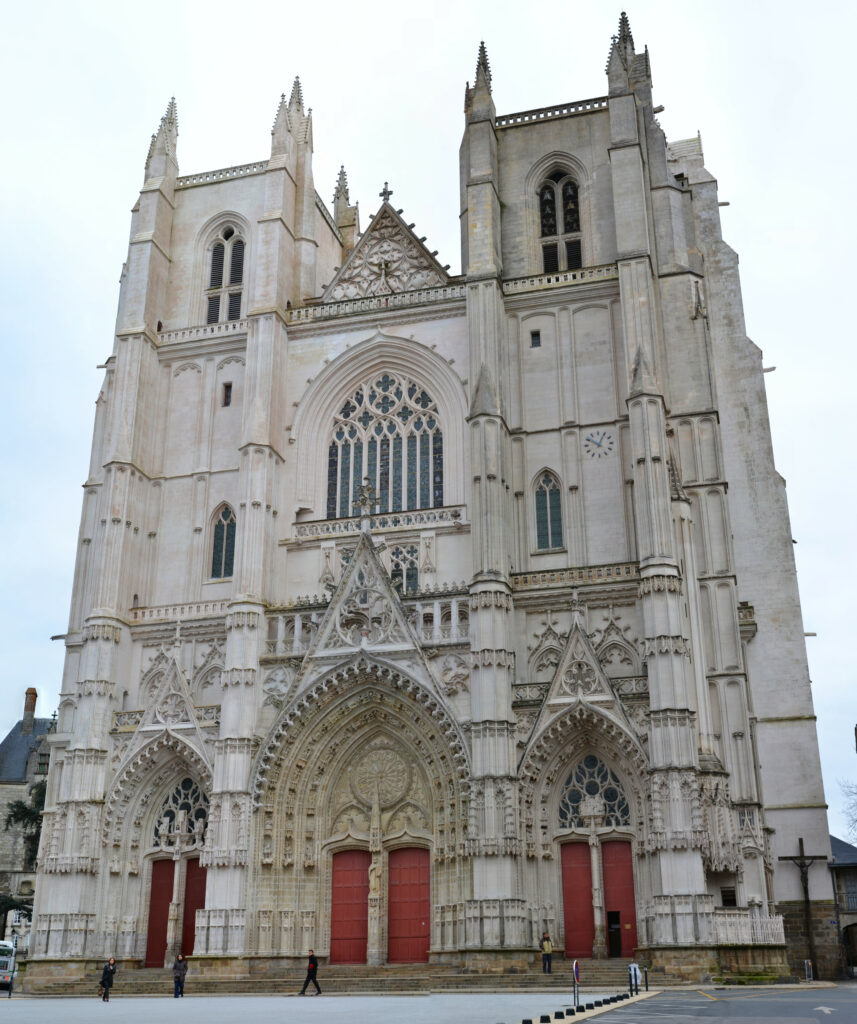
[535,472,563,550]
[558,755,631,829]
[326,374,444,519]
[211,504,236,578]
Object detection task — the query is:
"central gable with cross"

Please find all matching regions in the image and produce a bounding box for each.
[322,186,450,301]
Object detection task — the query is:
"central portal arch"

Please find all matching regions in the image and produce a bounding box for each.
[250,657,471,962]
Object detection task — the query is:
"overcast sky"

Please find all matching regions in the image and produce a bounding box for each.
[1,0,854,841]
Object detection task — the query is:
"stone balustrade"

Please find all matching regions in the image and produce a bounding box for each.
[495,96,608,128]
[158,321,248,346]
[502,263,618,295]
[511,561,638,589]
[176,162,268,188]
[286,283,466,323]
[128,600,230,623]
[292,505,466,540]
[713,910,785,945]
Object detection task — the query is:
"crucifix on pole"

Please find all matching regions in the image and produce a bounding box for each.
[778,836,827,974]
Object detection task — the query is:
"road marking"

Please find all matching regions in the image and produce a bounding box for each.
[695,990,717,1000]
[814,1008,836,1015]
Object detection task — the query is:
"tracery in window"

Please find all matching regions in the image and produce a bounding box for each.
[153,777,209,848]
[390,544,419,594]
[211,504,236,578]
[206,226,245,324]
[539,171,582,273]
[326,374,444,519]
[535,472,563,550]
[558,755,630,829]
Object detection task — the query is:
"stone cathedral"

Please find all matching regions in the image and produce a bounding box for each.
[31,16,837,983]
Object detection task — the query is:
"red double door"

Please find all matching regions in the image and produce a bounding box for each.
[144,858,207,967]
[329,848,430,964]
[561,840,637,958]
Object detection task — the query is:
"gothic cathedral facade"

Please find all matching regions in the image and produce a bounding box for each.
[31,17,836,981]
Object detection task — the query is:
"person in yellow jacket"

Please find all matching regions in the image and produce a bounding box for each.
[540,931,553,973]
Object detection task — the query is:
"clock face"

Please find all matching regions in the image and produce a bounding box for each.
[583,430,615,459]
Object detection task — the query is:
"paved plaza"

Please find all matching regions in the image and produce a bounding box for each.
[2,990,620,1024]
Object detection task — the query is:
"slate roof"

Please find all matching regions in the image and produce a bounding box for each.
[830,835,857,867]
[0,719,51,784]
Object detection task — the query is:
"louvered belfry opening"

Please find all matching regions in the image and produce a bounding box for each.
[539,171,583,273]
[205,227,244,323]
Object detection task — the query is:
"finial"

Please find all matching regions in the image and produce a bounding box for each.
[617,11,634,48]
[334,165,350,204]
[289,76,304,112]
[475,40,492,90]
[379,182,393,203]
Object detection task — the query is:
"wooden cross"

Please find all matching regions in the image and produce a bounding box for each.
[379,182,393,202]
[778,837,828,972]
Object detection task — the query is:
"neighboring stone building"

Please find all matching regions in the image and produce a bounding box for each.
[830,835,857,970]
[30,15,835,982]
[0,689,53,950]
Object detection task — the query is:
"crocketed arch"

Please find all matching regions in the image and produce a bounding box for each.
[102,732,213,849]
[292,330,467,515]
[251,655,471,809]
[518,702,647,852]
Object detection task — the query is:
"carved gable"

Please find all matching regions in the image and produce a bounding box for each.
[322,202,449,301]
[296,533,429,688]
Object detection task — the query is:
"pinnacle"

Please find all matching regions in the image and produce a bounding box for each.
[475,40,492,91]
[289,76,304,112]
[618,11,634,46]
[333,165,350,204]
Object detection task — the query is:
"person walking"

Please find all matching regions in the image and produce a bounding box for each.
[540,931,553,974]
[299,949,321,995]
[99,957,117,1002]
[172,953,188,998]
[629,959,642,995]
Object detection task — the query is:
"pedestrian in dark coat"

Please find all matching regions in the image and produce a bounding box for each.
[540,932,553,973]
[172,954,188,998]
[299,949,321,995]
[100,957,117,1001]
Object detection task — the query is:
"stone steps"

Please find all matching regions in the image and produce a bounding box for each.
[23,958,640,996]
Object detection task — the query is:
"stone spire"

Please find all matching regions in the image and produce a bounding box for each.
[289,76,304,116]
[475,40,492,92]
[333,165,350,209]
[270,92,291,155]
[333,165,359,251]
[144,97,179,180]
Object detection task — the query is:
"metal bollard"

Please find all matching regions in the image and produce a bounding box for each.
[644,966,649,992]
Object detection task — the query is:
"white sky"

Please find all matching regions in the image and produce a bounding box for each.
[1,0,854,842]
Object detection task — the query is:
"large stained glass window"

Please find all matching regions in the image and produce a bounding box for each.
[558,755,631,829]
[326,374,444,518]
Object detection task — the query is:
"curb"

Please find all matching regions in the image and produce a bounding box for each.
[518,990,658,1022]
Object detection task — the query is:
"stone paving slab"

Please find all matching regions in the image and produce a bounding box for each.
[1,990,640,1023]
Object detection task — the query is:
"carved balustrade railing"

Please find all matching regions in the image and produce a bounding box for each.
[495,96,609,127]
[286,284,466,323]
[502,263,618,296]
[129,600,230,623]
[291,505,466,540]
[713,910,785,945]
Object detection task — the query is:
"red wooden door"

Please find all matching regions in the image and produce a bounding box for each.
[330,850,370,963]
[387,847,430,963]
[601,840,637,956]
[181,857,207,956]
[561,843,594,957]
[145,859,175,967]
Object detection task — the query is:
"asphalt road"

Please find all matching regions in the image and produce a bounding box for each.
[604,985,857,1023]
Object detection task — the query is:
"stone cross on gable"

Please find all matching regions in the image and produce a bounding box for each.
[379,182,393,202]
